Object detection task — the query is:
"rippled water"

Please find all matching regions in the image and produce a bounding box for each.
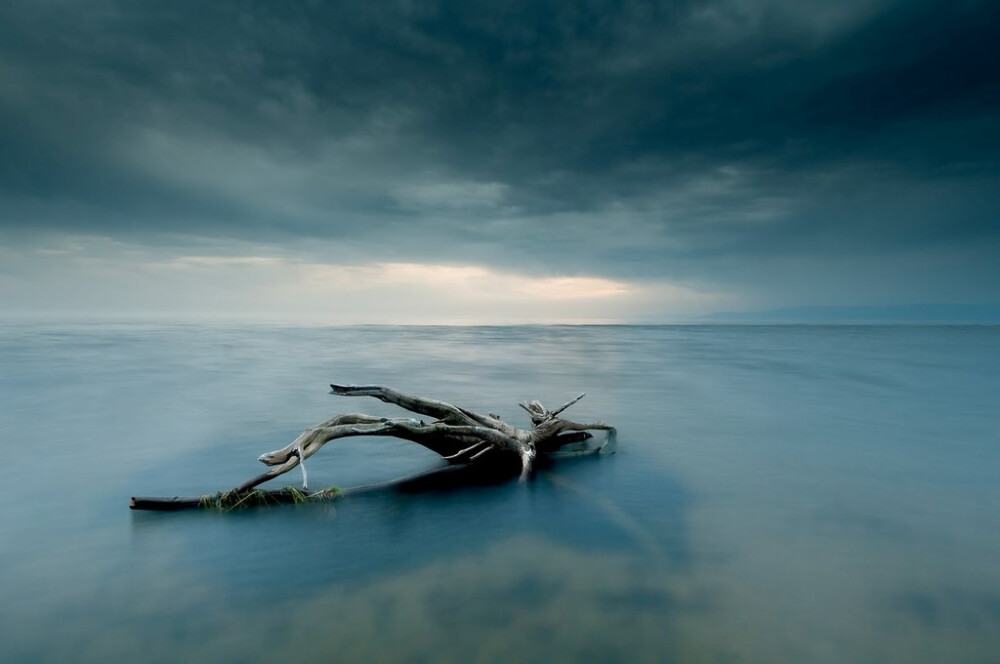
[1,324,998,662]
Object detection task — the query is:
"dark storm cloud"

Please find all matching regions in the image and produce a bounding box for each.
[1,0,998,286]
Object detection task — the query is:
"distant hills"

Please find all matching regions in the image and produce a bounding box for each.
[702,303,1000,324]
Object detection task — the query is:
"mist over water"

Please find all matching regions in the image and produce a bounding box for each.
[1,324,998,662]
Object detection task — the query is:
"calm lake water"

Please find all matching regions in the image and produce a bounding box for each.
[1,324,998,662]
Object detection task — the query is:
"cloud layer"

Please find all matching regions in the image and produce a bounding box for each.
[1,0,998,319]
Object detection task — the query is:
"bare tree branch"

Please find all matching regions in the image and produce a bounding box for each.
[130,384,617,510]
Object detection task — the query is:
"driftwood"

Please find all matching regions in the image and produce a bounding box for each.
[129,384,616,511]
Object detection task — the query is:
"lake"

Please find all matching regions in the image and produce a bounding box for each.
[1,324,998,662]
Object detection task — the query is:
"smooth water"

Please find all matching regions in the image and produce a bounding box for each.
[1,324,998,662]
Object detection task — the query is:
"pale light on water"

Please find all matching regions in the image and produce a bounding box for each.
[1,324,998,661]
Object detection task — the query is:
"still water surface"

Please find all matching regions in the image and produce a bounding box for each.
[1,324,998,662]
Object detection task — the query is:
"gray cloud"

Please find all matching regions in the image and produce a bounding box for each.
[1,0,998,312]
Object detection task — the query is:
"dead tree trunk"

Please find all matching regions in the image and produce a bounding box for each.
[129,384,616,511]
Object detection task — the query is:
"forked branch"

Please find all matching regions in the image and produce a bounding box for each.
[129,384,617,510]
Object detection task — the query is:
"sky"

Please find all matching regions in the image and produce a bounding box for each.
[1,0,998,323]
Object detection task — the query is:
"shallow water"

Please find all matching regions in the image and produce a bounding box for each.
[1,324,998,662]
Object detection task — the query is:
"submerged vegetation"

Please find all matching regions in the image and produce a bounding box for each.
[194,486,341,512]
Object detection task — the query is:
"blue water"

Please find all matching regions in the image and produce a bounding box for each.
[1,324,998,662]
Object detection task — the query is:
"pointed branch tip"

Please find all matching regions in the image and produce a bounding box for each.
[550,393,586,418]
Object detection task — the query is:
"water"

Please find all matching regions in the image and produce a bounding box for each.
[1,324,998,662]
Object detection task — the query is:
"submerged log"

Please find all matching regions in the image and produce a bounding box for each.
[129,384,616,511]
[130,486,341,511]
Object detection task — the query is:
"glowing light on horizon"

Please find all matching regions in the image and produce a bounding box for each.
[351,263,631,300]
[6,238,730,323]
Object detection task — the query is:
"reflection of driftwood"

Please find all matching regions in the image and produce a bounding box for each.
[130,462,537,511]
[129,384,616,511]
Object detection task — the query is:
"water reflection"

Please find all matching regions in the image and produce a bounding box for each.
[128,451,688,601]
[1,324,999,662]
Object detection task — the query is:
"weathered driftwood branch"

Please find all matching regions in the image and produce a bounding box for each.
[129,384,616,511]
